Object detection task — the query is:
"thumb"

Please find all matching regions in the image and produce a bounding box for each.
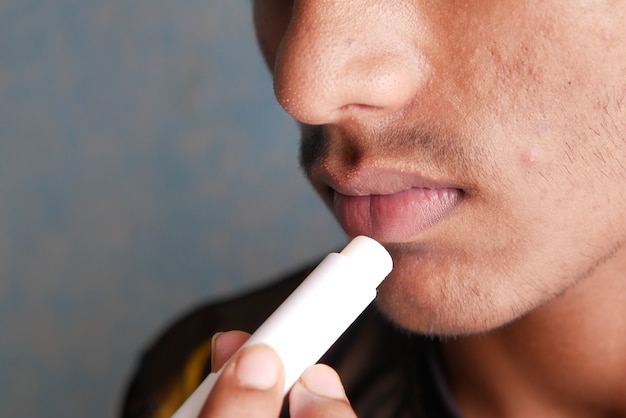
[289,364,357,418]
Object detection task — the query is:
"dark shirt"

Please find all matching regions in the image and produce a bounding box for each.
[121,263,463,418]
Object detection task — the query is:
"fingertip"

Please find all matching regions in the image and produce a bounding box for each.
[233,344,284,390]
[200,344,285,417]
[210,330,250,371]
[299,364,347,401]
[289,364,354,417]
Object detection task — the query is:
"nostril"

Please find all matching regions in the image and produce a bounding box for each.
[341,103,385,113]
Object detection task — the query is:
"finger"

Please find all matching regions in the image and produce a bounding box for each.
[200,344,285,418]
[289,364,357,418]
[211,330,250,372]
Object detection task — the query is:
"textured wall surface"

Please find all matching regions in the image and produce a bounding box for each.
[0,1,345,417]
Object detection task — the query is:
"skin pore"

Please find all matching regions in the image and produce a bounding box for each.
[251,0,626,417]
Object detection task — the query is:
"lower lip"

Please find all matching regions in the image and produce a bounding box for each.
[333,188,462,242]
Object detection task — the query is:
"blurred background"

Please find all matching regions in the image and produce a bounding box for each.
[0,0,345,417]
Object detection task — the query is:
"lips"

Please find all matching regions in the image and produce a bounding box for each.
[333,187,462,243]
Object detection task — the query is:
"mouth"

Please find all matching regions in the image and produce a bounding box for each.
[332,187,462,243]
[313,163,466,243]
[302,125,468,243]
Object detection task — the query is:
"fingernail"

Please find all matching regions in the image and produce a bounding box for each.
[299,365,346,400]
[234,344,281,390]
[210,332,223,371]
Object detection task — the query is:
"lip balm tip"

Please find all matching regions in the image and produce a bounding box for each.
[340,236,393,283]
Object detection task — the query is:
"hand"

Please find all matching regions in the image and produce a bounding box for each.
[199,330,358,418]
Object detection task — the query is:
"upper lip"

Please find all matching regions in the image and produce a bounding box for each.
[313,165,462,197]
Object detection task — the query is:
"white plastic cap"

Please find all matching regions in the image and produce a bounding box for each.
[339,235,393,289]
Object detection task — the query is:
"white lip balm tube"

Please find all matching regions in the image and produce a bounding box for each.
[171,235,393,418]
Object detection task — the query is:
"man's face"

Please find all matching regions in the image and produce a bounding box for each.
[253,0,626,334]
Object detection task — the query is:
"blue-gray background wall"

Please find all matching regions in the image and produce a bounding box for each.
[0,1,345,417]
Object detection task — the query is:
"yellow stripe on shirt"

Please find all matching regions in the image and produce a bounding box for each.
[153,337,213,418]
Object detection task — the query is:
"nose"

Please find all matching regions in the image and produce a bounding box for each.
[273,0,429,125]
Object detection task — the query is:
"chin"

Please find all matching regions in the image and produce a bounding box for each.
[372,257,537,337]
[374,288,520,337]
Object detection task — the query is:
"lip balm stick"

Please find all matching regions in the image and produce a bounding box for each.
[171,235,393,418]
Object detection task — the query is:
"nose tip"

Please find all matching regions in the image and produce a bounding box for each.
[274,51,426,124]
[273,2,428,125]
